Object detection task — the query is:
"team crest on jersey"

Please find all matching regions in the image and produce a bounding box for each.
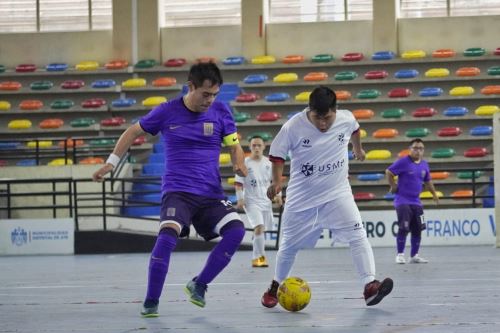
[421,170,426,178]
[203,122,214,136]
[250,179,257,187]
[338,133,345,145]
[301,163,314,177]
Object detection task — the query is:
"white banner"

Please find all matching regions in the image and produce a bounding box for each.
[0,219,74,255]
[258,208,496,248]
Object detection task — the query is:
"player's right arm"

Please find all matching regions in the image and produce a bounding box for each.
[385,169,398,194]
[92,123,145,182]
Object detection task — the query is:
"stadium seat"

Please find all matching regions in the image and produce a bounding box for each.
[91,79,116,88]
[430,171,450,180]
[46,63,68,71]
[219,153,231,165]
[39,118,64,129]
[398,149,410,157]
[469,126,492,136]
[30,80,53,90]
[79,157,104,165]
[243,74,268,84]
[366,150,391,160]
[112,98,136,108]
[356,89,381,99]
[58,139,84,148]
[223,56,245,65]
[480,85,500,95]
[61,80,84,89]
[406,128,429,138]
[419,87,443,97]
[475,105,499,116]
[359,129,367,138]
[432,48,456,58]
[164,58,187,67]
[425,68,450,77]
[451,190,473,199]
[443,106,468,116]
[133,136,147,146]
[105,59,128,69]
[487,66,500,76]
[449,86,474,96]
[152,77,176,87]
[135,59,156,68]
[364,70,388,79]
[384,193,395,201]
[16,64,36,72]
[354,192,375,200]
[412,107,436,117]
[457,171,482,179]
[273,73,298,83]
[0,65,4,73]
[335,71,358,80]
[437,127,461,137]
[304,72,328,81]
[352,109,374,119]
[90,139,116,147]
[227,177,235,185]
[251,55,276,64]
[82,98,106,108]
[142,96,166,107]
[456,67,480,77]
[381,108,405,118]
[342,52,364,61]
[431,148,455,158]
[373,128,398,138]
[357,173,384,181]
[8,119,32,129]
[420,191,443,199]
[233,112,251,123]
[265,93,289,102]
[16,159,37,166]
[48,158,73,166]
[311,54,334,62]
[495,47,500,55]
[75,61,99,71]
[335,90,351,100]
[464,147,488,158]
[463,47,485,57]
[26,140,52,148]
[19,100,43,110]
[401,50,426,59]
[372,51,395,60]
[101,117,126,127]
[256,111,281,122]
[51,99,74,109]
[388,88,412,98]
[0,81,22,90]
[394,69,419,79]
[283,55,304,64]
[295,91,311,102]
[236,93,259,102]
[0,101,11,110]
[122,78,146,88]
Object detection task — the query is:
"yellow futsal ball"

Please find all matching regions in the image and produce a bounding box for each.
[277,277,311,312]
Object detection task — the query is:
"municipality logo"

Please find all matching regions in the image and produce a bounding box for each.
[301,163,314,177]
[11,227,28,246]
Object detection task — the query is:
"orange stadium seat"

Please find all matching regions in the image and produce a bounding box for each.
[152,77,177,87]
[39,118,64,129]
[480,85,500,95]
[79,157,105,165]
[352,109,374,119]
[452,190,473,199]
[430,171,450,180]
[58,139,84,148]
[303,72,328,81]
[335,90,351,100]
[0,81,22,90]
[19,100,43,110]
[283,55,305,64]
[432,48,456,58]
[105,59,128,69]
[456,67,480,77]
[398,149,410,157]
[373,128,398,138]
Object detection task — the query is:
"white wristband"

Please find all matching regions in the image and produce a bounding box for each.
[106,153,121,168]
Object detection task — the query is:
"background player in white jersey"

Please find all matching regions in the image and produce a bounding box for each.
[235,136,282,268]
[261,86,393,308]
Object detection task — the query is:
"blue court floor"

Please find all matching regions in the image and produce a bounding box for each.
[1,245,499,333]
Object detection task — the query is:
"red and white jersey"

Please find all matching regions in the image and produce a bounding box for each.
[270,108,359,212]
[235,156,273,210]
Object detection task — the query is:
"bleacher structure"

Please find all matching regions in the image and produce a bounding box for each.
[0,49,498,216]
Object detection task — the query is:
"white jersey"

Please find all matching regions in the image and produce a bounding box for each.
[235,156,273,210]
[270,108,359,212]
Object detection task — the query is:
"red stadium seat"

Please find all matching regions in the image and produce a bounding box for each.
[342,52,364,61]
[236,93,259,102]
[133,136,147,146]
[464,147,487,158]
[412,107,437,117]
[437,127,461,137]
[61,80,85,89]
[164,58,187,67]
[101,117,126,127]
[81,98,106,108]
[256,111,281,122]
[388,88,412,98]
[354,192,375,200]
[16,64,36,72]
[364,70,388,79]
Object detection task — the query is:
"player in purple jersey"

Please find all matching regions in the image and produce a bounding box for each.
[386,138,439,264]
[93,63,248,316]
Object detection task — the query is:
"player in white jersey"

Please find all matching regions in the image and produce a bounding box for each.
[235,136,282,267]
[261,86,393,308]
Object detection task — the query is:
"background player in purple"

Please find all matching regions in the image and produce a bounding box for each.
[386,138,439,264]
[93,63,248,316]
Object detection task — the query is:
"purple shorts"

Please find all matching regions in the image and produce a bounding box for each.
[396,204,425,233]
[160,191,240,240]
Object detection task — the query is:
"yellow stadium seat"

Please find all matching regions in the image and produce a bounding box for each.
[75,61,99,71]
[273,73,298,83]
[295,91,311,102]
[420,191,443,199]
[359,129,367,138]
[401,50,426,59]
[48,158,73,166]
[142,96,167,107]
[366,150,392,160]
[122,78,147,88]
[227,177,235,185]
[449,86,474,96]
[425,68,450,77]
[251,55,276,64]
[27,140,53,148]
[474,105,500,116]
[8,119,32,129]
[219,153,231,165]
[0,101,11,110]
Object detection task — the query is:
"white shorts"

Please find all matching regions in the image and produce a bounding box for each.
[244,204,274,230]
[279,194,366,251]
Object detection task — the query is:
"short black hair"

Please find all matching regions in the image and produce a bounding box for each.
[309,86,336,116]
[249,135,264,142]
[409,138,424,146]
[188,62,223,88]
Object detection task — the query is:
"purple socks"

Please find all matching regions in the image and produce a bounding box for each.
[196,222,245,285]
[410,236,421,257]
[144,228,178,304]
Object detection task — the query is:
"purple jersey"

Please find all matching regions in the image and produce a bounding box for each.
[139,96,236,199]
[387,156,430,207]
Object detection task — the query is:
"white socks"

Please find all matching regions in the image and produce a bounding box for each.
[253,233,265,259]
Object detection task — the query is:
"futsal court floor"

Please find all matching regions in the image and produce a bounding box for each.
[1,245,499,333]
